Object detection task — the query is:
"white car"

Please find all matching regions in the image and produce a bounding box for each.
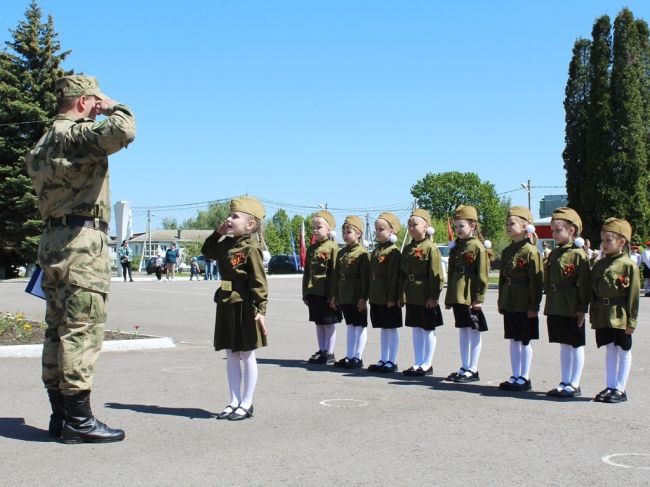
[436,244,450,282]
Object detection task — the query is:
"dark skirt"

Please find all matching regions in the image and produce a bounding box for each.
[643,264,650,279]
[547,314,585,348]
[214,301,267,352]
[341,303,368,327]
[405,304,444,331]
[595,328,632,351]
[307,295,342,325]
[452,304,488,332]
[503,312,539,346]
[370,304,403,329]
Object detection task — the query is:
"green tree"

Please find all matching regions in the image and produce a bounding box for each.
[0,1,70,277]
[161,217,179,230]
[410,171,507,241]
[562,38,591,214]
[182,201,230,229]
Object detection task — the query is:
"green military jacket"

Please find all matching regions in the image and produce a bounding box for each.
[444,236,489,306]
[201,232,268,316]
[368,241,401,305]
[400,238,443,305]
[543,243,590,317]
[26,105,136,294]
[302,239,339,299]
[332,243,370,305]
[498,239,543,313]
[590,253,639,330]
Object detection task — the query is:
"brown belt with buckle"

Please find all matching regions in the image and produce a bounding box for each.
[46,215,109,234]
[595,295,626,306]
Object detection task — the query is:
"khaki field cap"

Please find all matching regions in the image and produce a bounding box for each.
[55,75,106,99]
[378,212,401,233]
[454,204,478,222]
[602,217,632,241]
[551,207,582,234]
[411,208,431,225]
[344,215,364,234]
[230,196,265,220]
[314,210,335,229]
[508,206,533,223]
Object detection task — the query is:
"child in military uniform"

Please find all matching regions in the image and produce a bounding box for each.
[332,216,370,369]
[590,218,640,403]
[543,208,590,398]
[367,212,403,373]
[201,196,268,421]
[444,205,490,383]
[303,211,342,365]
[497,207,543,391]
[399,208,444,376]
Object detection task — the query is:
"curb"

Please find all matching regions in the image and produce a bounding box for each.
[0,336,176,359]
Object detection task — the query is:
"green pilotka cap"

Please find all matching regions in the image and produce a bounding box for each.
[230,196,265,220]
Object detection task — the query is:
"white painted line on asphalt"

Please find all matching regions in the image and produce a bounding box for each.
[162,366,202,373]
[319,399,368,408]
[180,340,211,345]
[0,337,176,358]
[602,453,650,470]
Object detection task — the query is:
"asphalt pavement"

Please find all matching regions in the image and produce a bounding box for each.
[1,275,649,486]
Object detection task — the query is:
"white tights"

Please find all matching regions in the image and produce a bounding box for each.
[412,327,436,368]
[316,324,337,353]
[606,343,632,391]
[509,339,533,379]
[559,344,584,387]
[225,349,258,409]
[379,328,400,363]
[346,325,367,359]
[459,328,482,372]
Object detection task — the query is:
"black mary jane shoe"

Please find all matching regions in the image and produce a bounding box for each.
[446,367,466,381]
[402,366,420,377]
[546,382,567,397]
[215,405,238,420]
[308,350,327,364]
[379,361,398,373]
[603,390,627,404]
[511,377,532,391]
[557,385,581,398]
[228,405,254,421]
[333,357,351,368]
[346,358,363,369]
[454,370,479,383]
[367,361,386,372]
[498,376,518,391]
[594,388,614,402]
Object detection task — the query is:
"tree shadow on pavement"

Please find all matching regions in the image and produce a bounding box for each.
[0,418,51,442]
[104,403,215,419]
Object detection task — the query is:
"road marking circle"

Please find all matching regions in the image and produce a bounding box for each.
[319,399,368,408]
[602,453,650,470]
[162,367,202,373]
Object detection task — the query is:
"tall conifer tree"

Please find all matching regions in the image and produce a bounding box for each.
[0,1,70,277]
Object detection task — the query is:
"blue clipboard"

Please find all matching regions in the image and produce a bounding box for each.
[25,266,46,300]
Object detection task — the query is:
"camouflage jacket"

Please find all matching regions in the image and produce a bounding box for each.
[368,241,401,305]
[444,236,489,306]
[332,243,370,305]
[201,232,268,316]
[26,105,136,222]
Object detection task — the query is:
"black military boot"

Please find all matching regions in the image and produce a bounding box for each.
[61,390,125,444]
[47,389,65,438]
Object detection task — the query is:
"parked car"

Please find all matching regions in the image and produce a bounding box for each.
[267,254,302,274]
[436,244,450,282]
[144,257,158,274]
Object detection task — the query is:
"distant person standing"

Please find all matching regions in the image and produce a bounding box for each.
[190,257,201,280]
[26,74,136,443]
[155,253,164,281]
[118,240,134,282]
[205,257,214,280]
[641,241,650,297]
[165,243,179,280]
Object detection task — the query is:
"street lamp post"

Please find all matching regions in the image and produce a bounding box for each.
[520,179,531,211]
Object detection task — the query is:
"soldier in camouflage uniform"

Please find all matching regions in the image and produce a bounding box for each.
[25,75,136,443]
[590,218,640,403]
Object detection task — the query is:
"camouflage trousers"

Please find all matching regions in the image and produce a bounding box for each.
[42,283,107,394]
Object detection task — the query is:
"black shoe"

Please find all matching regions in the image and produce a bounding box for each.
[308,350,328,364]
[346,358,363,369]
[498,376,518,391]
[323,353,335,365]
[61,391,125,444]
[215,404,237,420]
[557,385,581,398]
[402,366,420,376]
[379,361,398,373]
[47,389,65,438]
[511,377,532,391]
[603,390,627,403]
[454,370,479,383]
[594,388,614,402]
[228,405,254,421]
[446,368,466,381]
[546,382,567,397]
[368,361,386,372]
[410,366,433,377]
[333,357,351,368]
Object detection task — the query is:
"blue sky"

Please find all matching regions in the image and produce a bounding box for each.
[3,1,649,233]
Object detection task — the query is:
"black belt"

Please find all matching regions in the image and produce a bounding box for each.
[504,276,528,285]
[406,273,428,282]
[309,271,327,277]
[454,266,477,275]
[339,274,359,281]
[594,295,627,306]
[46,215,109,234]
[549,281,575,292]
[371,273,386,280]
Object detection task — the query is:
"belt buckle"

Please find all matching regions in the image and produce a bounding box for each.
[371,273,376,280]
[408,274,415,282]
[93,217,100,230]
[551,284,557,292]
[602,297,610,305]
[458,266,465,273]
[340,274,346,281]
[505,276,511,285]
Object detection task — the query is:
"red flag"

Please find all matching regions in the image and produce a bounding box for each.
[447,217,454,241]
[300,220,307,269]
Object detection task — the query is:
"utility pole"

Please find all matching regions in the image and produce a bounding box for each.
[521,179,532,211]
